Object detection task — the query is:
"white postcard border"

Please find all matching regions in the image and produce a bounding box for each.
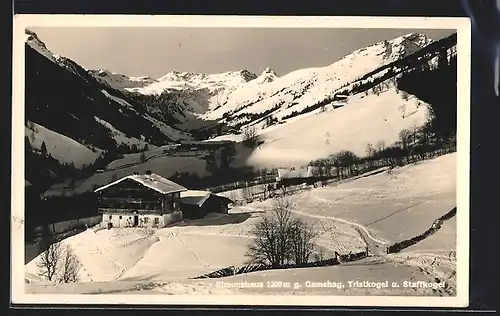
[11,14,471,308]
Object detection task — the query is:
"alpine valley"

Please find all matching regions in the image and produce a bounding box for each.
[22,28,459,297]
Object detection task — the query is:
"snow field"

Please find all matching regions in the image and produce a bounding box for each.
[26,153,456,295]
[287,153,456,242]
[25,121,102,168]
[216,256,449,296]
[94,117,154,150]
[244,88,429,168]
[27,258,449,296]
[55,86,429,197]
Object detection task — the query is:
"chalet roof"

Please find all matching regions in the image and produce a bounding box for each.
[180,190,233,206]
[277,167,314,179]
[94,173,187,195]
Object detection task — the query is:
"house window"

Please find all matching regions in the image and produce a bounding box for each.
[109,215,112,220]
[154,217,159,226]
[144,217,149,224]
[119,215,122,219]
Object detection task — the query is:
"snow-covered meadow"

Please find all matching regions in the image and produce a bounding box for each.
[25,121,103,168]
[26,153,456,295]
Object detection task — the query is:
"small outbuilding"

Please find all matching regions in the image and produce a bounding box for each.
[180,190,234,219]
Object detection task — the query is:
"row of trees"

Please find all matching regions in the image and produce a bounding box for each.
[309,120,456,180]
[204,144,237,176]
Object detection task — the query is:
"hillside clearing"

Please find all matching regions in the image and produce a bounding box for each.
[26,153,456,295]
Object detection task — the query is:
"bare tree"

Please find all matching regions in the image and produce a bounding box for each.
[365,143,375,158]
[409,124,420,147]
[398,129,410,148]
[399,104,407,119]
[36,235,62,282]
[242,126,260,149]
[259,184,269,200]
[312,247,326,262]
[246,197,319,267]
[58,245,81,283]
[241,185,253,202]
[289,218,320,265]
[375,140,386,153]
[401,91,410,101]
[330,150,359,178]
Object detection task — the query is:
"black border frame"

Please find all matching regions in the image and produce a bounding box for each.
[7,0,499,313]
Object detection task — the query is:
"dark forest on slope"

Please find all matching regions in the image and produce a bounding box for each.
[24,33,459,236]
[25,44,174,150]
[397,52,458,140]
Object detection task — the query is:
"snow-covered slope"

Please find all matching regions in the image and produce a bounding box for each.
[25,28,96,83]
[87,33,437,131]
[25,29,61,64]
[93,117,153,150]
[89,69,157,90]
[110,33,433,129]
[25,28,193,157]
[241,87,428,168]
[127,69,257,95]
[26,153,456,295]
[206,33,432,123]
[44,85,428,197]
[25,121,102,168]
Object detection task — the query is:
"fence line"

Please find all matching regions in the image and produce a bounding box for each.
[191,205,457,280]
[387,207,457,254]
[207,146,455,199]
[30,215,102,238]
[191,250,369,279]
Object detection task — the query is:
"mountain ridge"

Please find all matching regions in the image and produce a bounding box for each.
[88,32,437,132]
[23,29,456,192]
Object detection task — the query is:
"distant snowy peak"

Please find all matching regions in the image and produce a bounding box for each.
[387,33,434,59]
[254,67,278,84]
[129,69,258,94]
[25,29,93,81]
[88,69,158,90]
[25,29,47,49]
[347,32,433,65]
[25,29,58,62]
[156,69,257,85]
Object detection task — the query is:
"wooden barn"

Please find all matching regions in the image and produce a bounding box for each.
[94,172,187,228]
[180,190,234,219]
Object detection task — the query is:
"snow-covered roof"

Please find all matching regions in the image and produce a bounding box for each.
[278,167,314,179]
[180,190,233,206]
[180,190,211,206]
[94,173,187,195]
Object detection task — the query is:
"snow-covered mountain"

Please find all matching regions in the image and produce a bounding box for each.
[91,33,436,131]
[130,69,258,93]
[24,29,192,147]
[24,29,194,187]
[89,69,157,90]
[25,28,456,191]
[25,121,103,169]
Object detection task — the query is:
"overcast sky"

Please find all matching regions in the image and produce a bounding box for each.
[30,27,455,78]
